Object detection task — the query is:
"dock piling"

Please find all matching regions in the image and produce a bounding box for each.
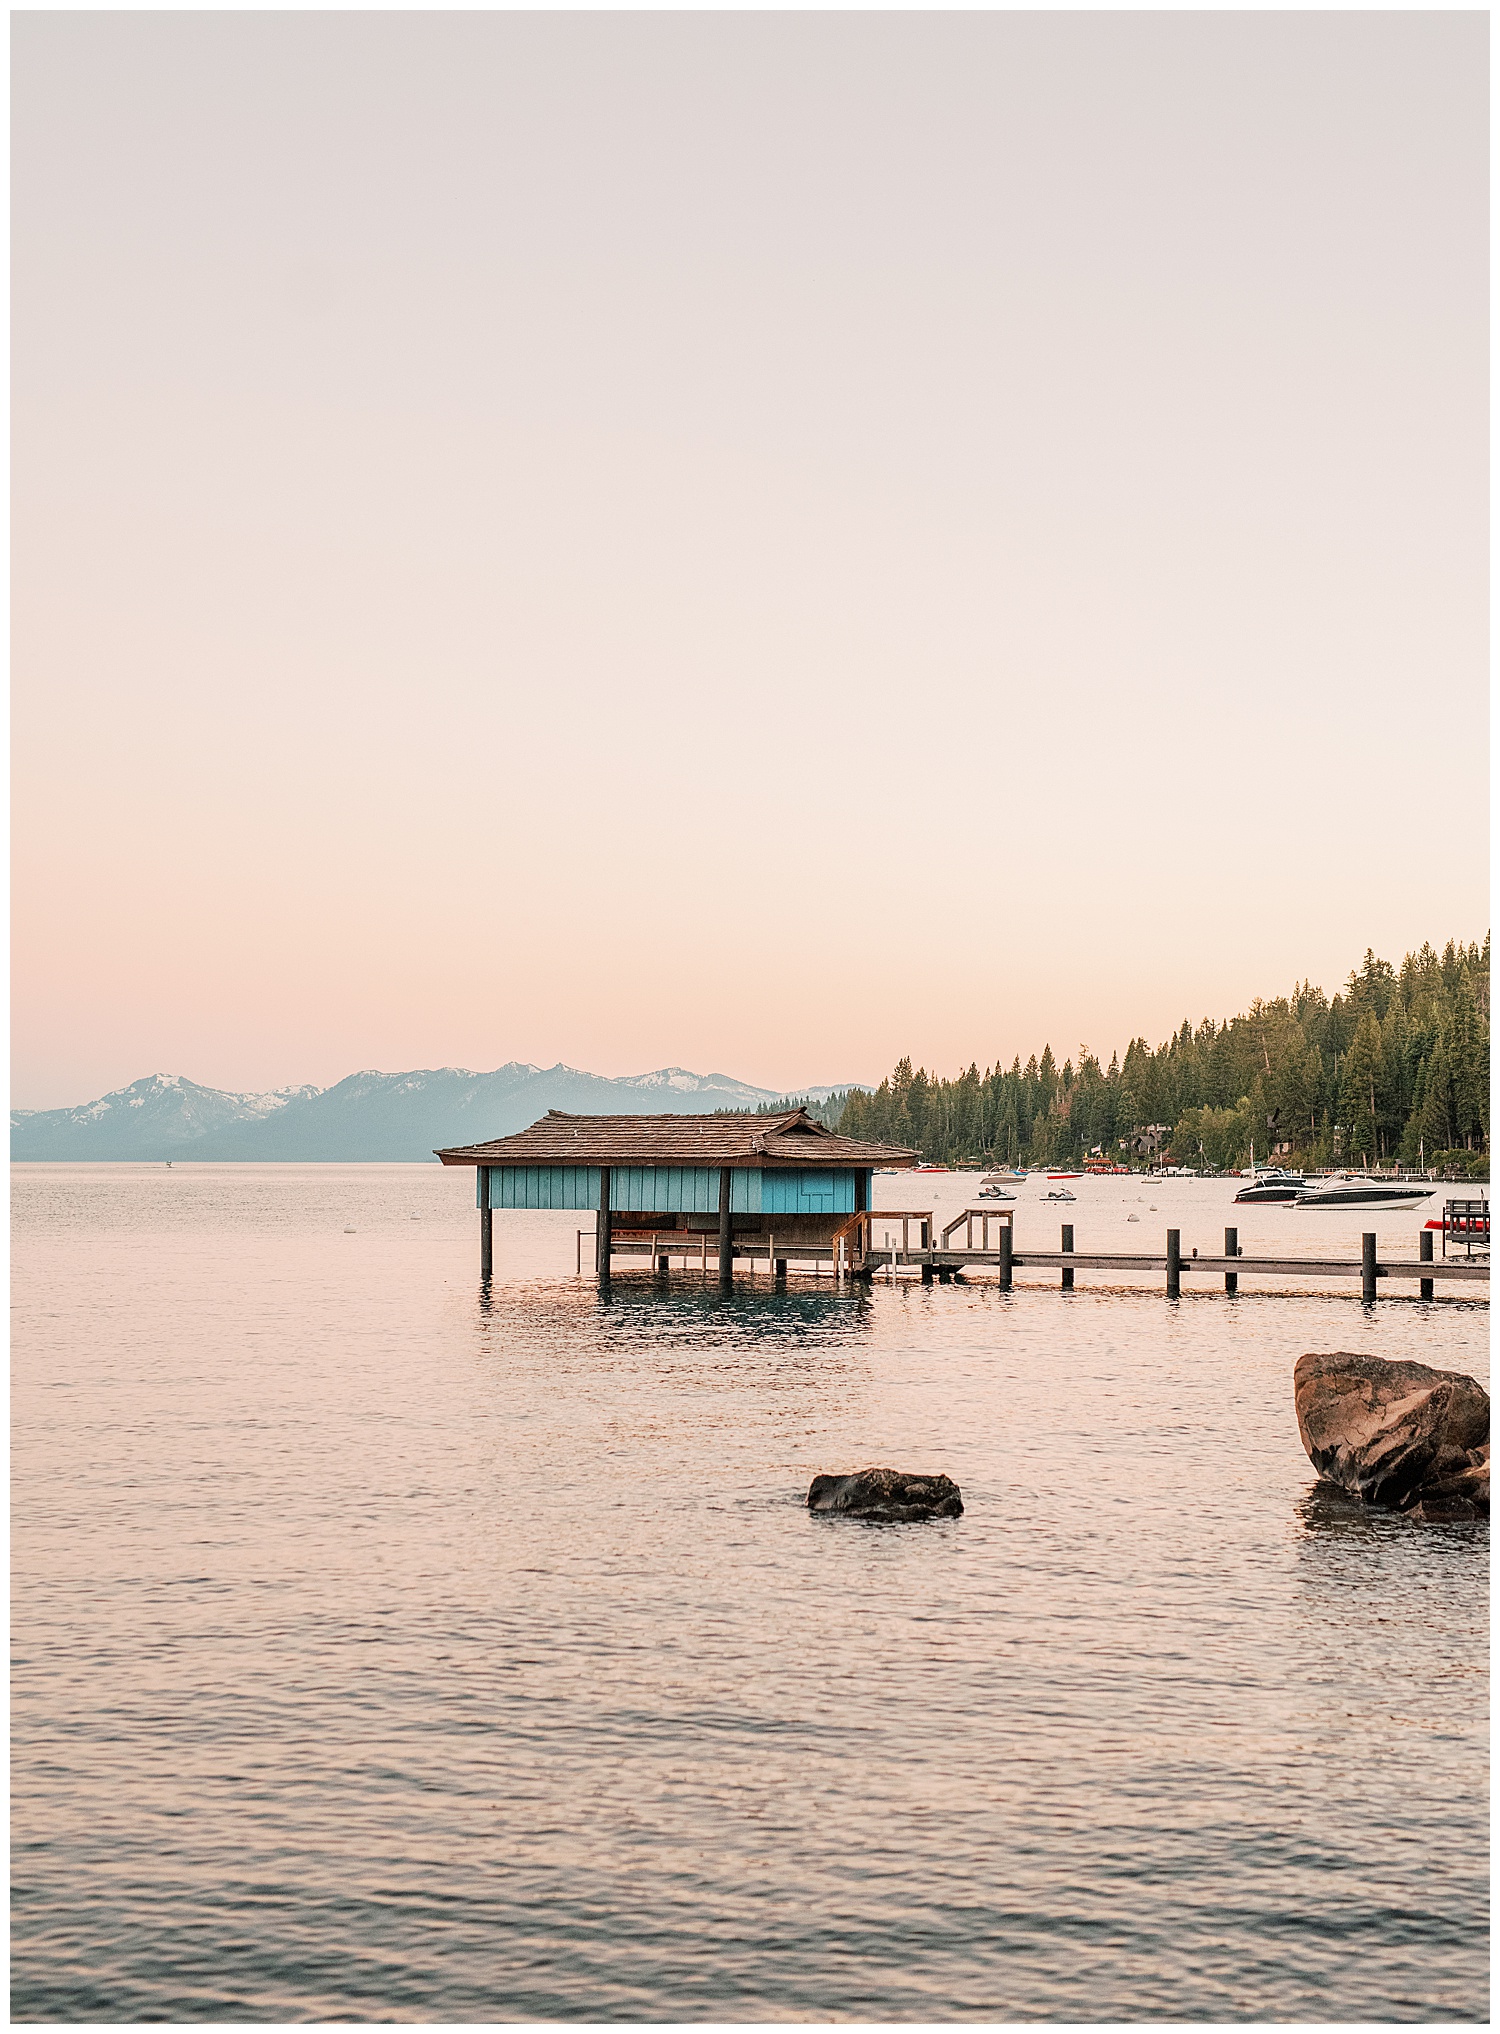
[1362,1231,1378,1302]
[597,1166,613,1280]
[1166,1228,1181,1298]
[1420,1227,1434,1301]
[479,1166,493,1277]
[1224,1227,1238,1296]
[1061,1224,1074,1291]
[718,1167,733,1285]
[999,1225,1013,1290]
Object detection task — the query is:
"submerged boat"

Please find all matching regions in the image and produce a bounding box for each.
[1293,1174,1435,1210]
[1233,1168,1307,1205]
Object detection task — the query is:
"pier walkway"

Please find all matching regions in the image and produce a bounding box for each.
[595,1209,1487,1301]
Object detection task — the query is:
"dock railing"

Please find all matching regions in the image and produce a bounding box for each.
[939,1206,1015,1252]
[832,1209,933,1276]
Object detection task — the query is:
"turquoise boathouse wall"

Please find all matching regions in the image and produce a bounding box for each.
[481,1166,869,1215]
[761,1170,853,1214]
[484,1165,601,1210]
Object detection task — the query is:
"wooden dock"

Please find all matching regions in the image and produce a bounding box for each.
[596,1212,1487,1301]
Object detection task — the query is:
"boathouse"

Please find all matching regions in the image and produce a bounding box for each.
[437,1107,918,1276]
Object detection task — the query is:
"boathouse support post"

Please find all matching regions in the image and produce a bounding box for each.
[999,1225,1013,1291]
[718,1167,733,1284]
[1166,1228,1181,1298]
[1420,1227,1434,1301]
[1362,1231,1378,1302]
[1061,1224,1074,1291]
[1224,1227,1238,1296]
[479,1166,493,1277]
[597,1167,613,1279]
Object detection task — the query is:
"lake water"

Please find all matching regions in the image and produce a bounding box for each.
[12,1164,1489,2021]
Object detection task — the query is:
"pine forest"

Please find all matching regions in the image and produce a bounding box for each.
[829,937,1490,1175]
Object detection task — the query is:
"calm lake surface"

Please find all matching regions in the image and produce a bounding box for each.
[12,1164,1489,2022]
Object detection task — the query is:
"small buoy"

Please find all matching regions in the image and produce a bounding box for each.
[344,1227,356,1234]
[1127,1213,1140,1223]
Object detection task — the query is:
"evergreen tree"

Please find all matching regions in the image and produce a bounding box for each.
[842,935,1486,1168]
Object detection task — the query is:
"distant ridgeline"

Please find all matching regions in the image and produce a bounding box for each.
[835,937,1490,1175]
[10,1064,858,1164]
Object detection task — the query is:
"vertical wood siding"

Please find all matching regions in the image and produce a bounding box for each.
[488,1166,602,1210]
[482,1166,865,1215]
[760,1170,859,1214]
[610,1167,764,1213]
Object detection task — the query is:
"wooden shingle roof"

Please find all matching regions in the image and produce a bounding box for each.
[436,1106,916,1169]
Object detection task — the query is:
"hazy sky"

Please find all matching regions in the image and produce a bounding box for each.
[13,11,1488,1108]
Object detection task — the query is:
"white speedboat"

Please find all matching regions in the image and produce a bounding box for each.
[1294,1174,1434,1210]
[982,1169,1027,1184]
[1233,1168,1307,1205]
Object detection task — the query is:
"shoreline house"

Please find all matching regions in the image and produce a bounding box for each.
[437,1106,918,1276]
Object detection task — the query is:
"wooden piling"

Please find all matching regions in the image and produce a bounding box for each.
[597,1167,613,1278]
[480,1165,493,1276]
[1420,1226,1434,1301]
[999,1226,1013,1290]
[1166,1228,1181,1298]
[718,1167,733,1283]
[1224,1227,1238,1296]
[1362,1231,1377,1301]
[1061,1224,1074,1290]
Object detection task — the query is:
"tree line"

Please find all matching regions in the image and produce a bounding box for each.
[831,936,1490,1174]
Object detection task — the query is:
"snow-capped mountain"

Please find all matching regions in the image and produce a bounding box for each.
[8,1073,323,1159]
[9,1063,854,1161]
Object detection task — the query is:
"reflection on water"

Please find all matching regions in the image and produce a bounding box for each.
[12,1166,1489,2023]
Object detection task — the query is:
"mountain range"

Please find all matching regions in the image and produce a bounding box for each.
[10,1065,861,1162]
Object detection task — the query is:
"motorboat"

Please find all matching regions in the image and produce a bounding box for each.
[914,1162,949,1173]
[982,1168,1027,1184]
[1233,1168,1307,1205]
[1293,1174,1435,1210]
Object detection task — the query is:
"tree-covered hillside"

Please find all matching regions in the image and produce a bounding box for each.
[837,937,1490,1173]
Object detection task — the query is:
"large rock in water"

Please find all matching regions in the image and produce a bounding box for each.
[1294,1353,1489,1518]
[807,1468,963,1521]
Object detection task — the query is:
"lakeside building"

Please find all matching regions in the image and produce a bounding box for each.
[437,1107,918,1276]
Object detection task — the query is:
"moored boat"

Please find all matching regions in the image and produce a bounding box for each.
[1293,1174,1435,1210]
[1234,1168,1307,1205]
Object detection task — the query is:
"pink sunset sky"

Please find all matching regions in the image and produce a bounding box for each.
[13,12,1488,1110]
